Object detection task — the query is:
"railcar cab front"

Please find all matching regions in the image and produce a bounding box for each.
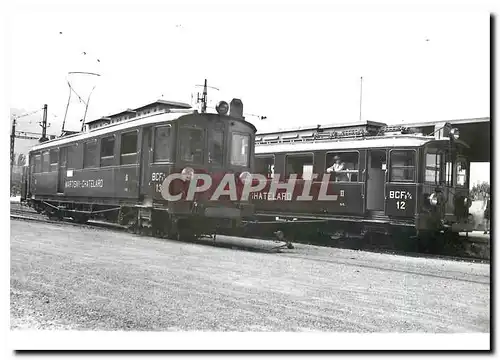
[417,123,472,233]
[149,99,256,220]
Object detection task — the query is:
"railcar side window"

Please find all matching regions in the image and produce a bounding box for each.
[49,149,59,172]
[325,152,359,182]
[100,136,115,167]
[210,130,224,165]
[83,140,99,168]
[154,126,172,162]
[67,144,80,169]
[42,151,50,173]
[456,158,468,187]
[286,154,314,180]
[390,150,416,182]
[180,127,204,164]
[425,152,443,184]
[120,131,138,165]
[230,133,250,167]
[34,154,41,173]
[255,156,275,179]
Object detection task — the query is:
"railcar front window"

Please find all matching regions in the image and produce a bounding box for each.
[456,158,468,187]
[210,130,223,165]
[230,133,250,167]
[425,152,443,184]
[390,150,415,182]
[180,127,204,164]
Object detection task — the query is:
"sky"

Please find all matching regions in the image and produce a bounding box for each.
[6,9,490,136]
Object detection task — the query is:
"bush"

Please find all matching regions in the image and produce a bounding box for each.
[470,182,490,200]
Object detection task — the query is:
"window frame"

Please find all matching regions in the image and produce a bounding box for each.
[255,155,276,179]
[284,152,315,180]
[153,124,174,163]
[49,148,59,172]
[83,139,99,169]
[230,132,251,167]
[34,153,42,173]
[179,126,205,164]
[389,149,417,183]
[455,156,468,188]
[41,151,50,173]
[120,130,139,165]
[209,128,224,166]
[100,135,116,167]
[325,150,361,183]
[424,151,444,185]
[67,143,81,170]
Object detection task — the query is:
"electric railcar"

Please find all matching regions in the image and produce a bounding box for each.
[23,98,256,239]
[250,121,473,248]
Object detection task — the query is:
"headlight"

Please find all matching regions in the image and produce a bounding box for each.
[464,197,472,208]
[428,193,439,206]
[216,101,229,115]
[450,128,460,140]
[239,171,252,184]
[181,167,194,180]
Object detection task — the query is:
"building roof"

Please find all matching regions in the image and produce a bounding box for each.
[32,111,191,152]
[255,135,441,155]
[256,120,387,136]
[134,99,192,111]
[85,100,192,126]
[86,117,111,125]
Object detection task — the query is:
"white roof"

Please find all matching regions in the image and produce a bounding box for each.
[255,135,438,155]
[31,111,190,152]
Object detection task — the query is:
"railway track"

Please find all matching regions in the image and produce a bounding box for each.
[11,203,489,262]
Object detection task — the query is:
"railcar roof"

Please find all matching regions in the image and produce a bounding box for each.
[255,135,444,155]
[31,111,190,152]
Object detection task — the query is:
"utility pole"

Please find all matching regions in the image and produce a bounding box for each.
[201,79,208,113]
[359,76,363,122]
[40,104,48,142]
[10,117,16,193]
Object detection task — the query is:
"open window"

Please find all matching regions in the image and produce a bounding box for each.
[230,133,250,167]
[255,156,275,179]
[325,151,359,182]
[100,135,115,167]
[390,150,416,182]
[154,125,173,162]
[84,139,99,168]
[456,158,468,187]
[425,152,443,185]
[42,151,50,173]
[179,127,204,164]
[210,129,224,165]
[285,153,314,180]
[49,149,59,172]
[120,131,138,165]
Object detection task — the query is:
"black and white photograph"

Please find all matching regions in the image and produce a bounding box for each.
[5,0,493,352]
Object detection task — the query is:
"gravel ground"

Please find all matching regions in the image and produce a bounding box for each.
[10,219,490,332]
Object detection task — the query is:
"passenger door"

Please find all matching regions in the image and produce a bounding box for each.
[57,147,68,194]
[140,127,152,196]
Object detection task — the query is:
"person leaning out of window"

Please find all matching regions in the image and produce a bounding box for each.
[326,155,348,182]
